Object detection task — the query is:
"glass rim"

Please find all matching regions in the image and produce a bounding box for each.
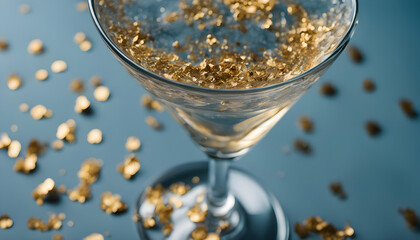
[88,0,359,94]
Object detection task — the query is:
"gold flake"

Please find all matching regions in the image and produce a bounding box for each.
[35,69,49,81]
[52,140,64,150]
[45,109,53,118]
[169,196,183,208]
[10,124,18,132]
[399,208,418,230]
[83,234,104,240]
[166,12,179,23]
[7,74,22,90]
[125,136,141,151]
[346,45,363,63]
[14,154,37,173]
[32,178,56,205]
[58,213,66,220]
[295,216,356,239]
[70,79,85,93]
[90,76,102,86]
[132,213,141,222]
[87,129,103,144]
[142,216,156,229]
[365,121,381,137]
[27,214,62,232]
[205,233,220,240]
[187,204,208,223]
[0,214,13,229]
[206,34,218,46]
[363,78,375,92]
[52,234,64,240]
[57,185,67,193]
[155,201,173,223]
[297,116,314,133]
[67,220,74,227]
[80,40,92,52]
[117,154,140,179]
[146,185,163,205]
[329,182,347,200]
[162,223,173,236]
[146,116,163,130]
[75,96,91,113]
[59,169,66,176]
[93,86,110,101]
[0,133,11,149]
[28,39,43,54]
[19,103,29,112]
[30,105,49,120]
[294,139,312,155]
[192,176,200,184]
[100,192,128,214]
[74,32,86,44]
[77,2,89,12]
[8,140,21,158]
[141,95,164,112]
[78,158,102,184]
[57,122,71,139]
[51,60,67,73]
[19,4,30,14]
[191,226,208,240]
[68,182,91,203]
[400,99,417,119]
[319,83,337,97]
[170,182,190,195]
[0,38,8,50]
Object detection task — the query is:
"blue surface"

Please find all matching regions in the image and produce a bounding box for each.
[1,0,420,239]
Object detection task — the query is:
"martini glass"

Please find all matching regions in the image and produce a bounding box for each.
[89,0,358,239]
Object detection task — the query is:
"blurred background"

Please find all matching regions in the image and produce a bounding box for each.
[1,0,420,239]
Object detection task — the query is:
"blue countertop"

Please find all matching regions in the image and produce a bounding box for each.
[1,0,420,239]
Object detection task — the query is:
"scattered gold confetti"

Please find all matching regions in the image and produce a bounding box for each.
[28,39,43,54]
[51,60,67,73]
[170,182,190,195]
[297,116,314,133]
[155,201,173,223]
[35,69,49,81]
[365,121,381,137]
[78,158,102,184]
[57,119,77,143]
[0,38,8,50]
[0,214,13,229]
[117,154,140,179]
[19,4,30,14]
[141,95,164,112]
[320,83,337,97]
[30,105,51,120]
[80,40,92,52]
[294,139,312,155]
[27,214,63,232]
[93,86,110,101]
[52,140,64,150]
[295,217,355,240]
[7,74,22,90]
[399,208,418,230]
[90,76,102,86]
[52,234,64,240]
[162,223,173,236]
[146,116,163,130]
[75,96,91,113]
[0,133,11,149]
[74,32,86,44]
[68,182,91,203]
[8,140,21,158]
[347,45,363,63]
[329,182,347,200]
[77,2,89,12]
[191,226,208,240]
[70,79,85,93]
[19,103,29,112]
[125,136,141,152]
[146,185,163,205]
[100,192,128,214]
[192,176,200,184]
[87,129,103,144]
[400,99,417,119]
[32,178,57,205]
[10,124,18,132]
[142,216,156,229]
[362,78,375,92]
[14,154,37,173]
[187,204,208,223]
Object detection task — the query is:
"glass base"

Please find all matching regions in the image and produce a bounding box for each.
[135,162,289,240]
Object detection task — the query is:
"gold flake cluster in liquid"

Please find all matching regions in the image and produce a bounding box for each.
[101,0,346,89]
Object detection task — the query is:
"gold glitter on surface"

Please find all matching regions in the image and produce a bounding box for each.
[141,95,164,112]
[191,226,208,240]
[90,76,102,86]
[162,223,173,236]
[294,217,355,240]
[74,32,86,44]
[7,74,22,90]
[78,158,102,184]
[346,45,363,63]
[132,213,141,222]
[51,60,67,73]
[146,185,163,205]
[400,99,417,119]
[0,38,8,50]
[94,86,110,101]
[57,119,77,143]
[35,69,49,81]
[80,40,92,52]
[27,39,43,54]
[52,234,64,240]
[155,201,173,223]
[294,139,311,155]
[329,182,347,200]
[187,204,208,223]
[8,140,21,158]
[87,129,103,144]
[75,96,91,113]
[19,4,30,14]
[117,154,140,179]
[0,133,11,149]
[297,116,314,133]
[19,103,29,112]
[170,182,190,195]
[205,233,220,240]
[70,79,85,93]
[146,116,163,130]
[32,178,56,205]
[14,154,37,173]
[142,216,156,229]
[125,136,141,152]
[100,192,128,214]
[30,105,50,120]
[27,214,63,232]
[77,2,89,12]
[68,182,91,203]
[169,196,183,208]
[52,140,64,150]
[0,214,13,229]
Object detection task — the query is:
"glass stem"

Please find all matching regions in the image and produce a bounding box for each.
[207,157,235,218]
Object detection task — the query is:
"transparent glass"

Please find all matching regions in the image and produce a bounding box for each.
[88,0,358,239]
